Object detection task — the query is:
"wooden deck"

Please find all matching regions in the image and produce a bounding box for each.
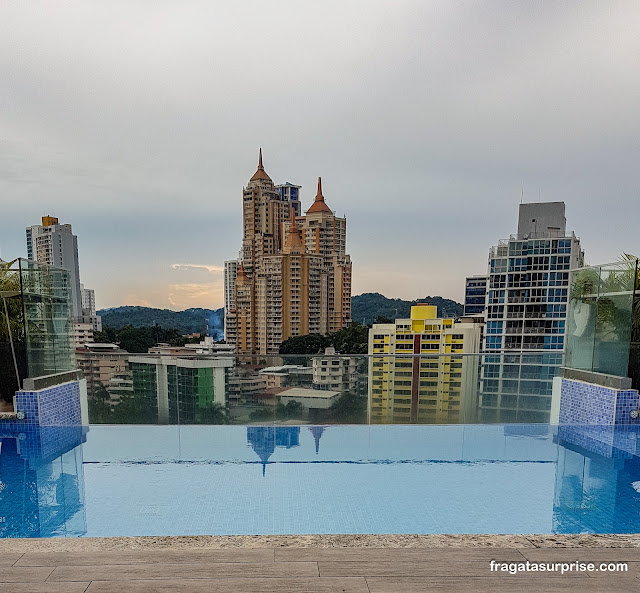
[1,546,639,592]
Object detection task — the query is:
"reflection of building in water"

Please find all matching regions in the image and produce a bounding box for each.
[308,426,327,454]
[0,424,87,537]
[554,425,640,533]
[246,426,300,476]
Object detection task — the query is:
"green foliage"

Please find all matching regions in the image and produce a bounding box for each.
[329,391,367,424]
[248,400,304,421]
[249,407,275,421]
[195,402,229,424]
[276,400,304,419]
[93,324,193,353]
[88,384,159,424]
[351,292,463,325]
[279,322,370,355]
[621,253,640,344]
[279,333,328,355]
[0,259,23,343]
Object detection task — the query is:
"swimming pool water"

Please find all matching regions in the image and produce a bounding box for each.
[1,424,640,538]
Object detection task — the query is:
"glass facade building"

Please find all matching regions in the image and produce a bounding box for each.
[464,276,487,315]
[478,203,584,422]
[0,258,75,398]
[566,258,639,385]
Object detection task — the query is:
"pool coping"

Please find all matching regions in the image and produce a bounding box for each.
[1,533,639,552]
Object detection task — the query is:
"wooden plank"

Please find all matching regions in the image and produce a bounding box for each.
[0,567,55,583]
[16,548,274,566]
[0,553,24,567]
[366,575,617,593]
[86,576,369,593]
[319,560,588,577]
[0,584,90,593]
[49,561,318,582]
[520,547,640,562]
[277,547,526,563]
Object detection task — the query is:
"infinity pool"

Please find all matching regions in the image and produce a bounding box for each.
[1,424,640,538]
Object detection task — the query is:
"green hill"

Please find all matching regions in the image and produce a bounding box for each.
[97,306,224,339]
[351,293,463,325]
[98,293,463,341]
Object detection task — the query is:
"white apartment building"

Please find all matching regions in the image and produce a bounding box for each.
[312,347,360,393]
[81,283,102,331]
[26,216,82,317]
[223,259,238,341]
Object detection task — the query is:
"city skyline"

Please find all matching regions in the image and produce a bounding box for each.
[1,2,639,310]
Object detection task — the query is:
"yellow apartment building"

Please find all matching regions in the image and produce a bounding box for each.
[368,305,482,424]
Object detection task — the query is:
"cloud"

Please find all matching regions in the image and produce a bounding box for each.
[168,282,223,309]
[171,264,224,273]
[122,295,154,308]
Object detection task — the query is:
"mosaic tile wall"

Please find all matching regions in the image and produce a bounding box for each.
[14,380,82,427]
[557,425,639,459]
[559,378,640,426]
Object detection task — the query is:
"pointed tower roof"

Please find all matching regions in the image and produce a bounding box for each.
[306,177,333,214]
[250,148,272,182]
[236,262,249,283]
[283,208,303,253]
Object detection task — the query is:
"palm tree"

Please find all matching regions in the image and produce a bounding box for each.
[0,259,23,397]
[620,253,640,344]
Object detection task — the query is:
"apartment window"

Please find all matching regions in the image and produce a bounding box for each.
[486,321,503,334]
[548,288,568,302]
[485,336,502,350]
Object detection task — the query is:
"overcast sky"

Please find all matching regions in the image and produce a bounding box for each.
[1,1,638,311]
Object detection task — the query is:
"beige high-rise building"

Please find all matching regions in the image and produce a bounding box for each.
[226,151,352,355]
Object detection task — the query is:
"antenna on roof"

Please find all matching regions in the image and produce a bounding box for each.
[520,187,524,204]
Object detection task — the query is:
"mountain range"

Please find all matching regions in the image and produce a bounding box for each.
[97,293,464,337]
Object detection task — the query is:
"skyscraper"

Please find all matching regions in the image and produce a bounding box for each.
[26,216,101,347]
[225,151,352,354]
[478,202,584,422]
[26,216,82,318]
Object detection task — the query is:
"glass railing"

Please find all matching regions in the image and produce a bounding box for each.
[84,352,566,426]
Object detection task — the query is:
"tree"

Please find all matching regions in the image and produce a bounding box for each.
[279,333,329,355]
[276,400,304,419]
[195,402,229,424]
[279,323,370,355]
[329,391,367,424]
[93,324,198,353]
[0,259,26,402]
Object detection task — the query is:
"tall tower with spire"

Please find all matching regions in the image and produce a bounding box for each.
[225,151,352,355]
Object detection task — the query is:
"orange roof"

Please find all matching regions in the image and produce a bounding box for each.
[250,148,272,182]
[306,177,333,214]
[236,262,249,283]
[283,209,303,253]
